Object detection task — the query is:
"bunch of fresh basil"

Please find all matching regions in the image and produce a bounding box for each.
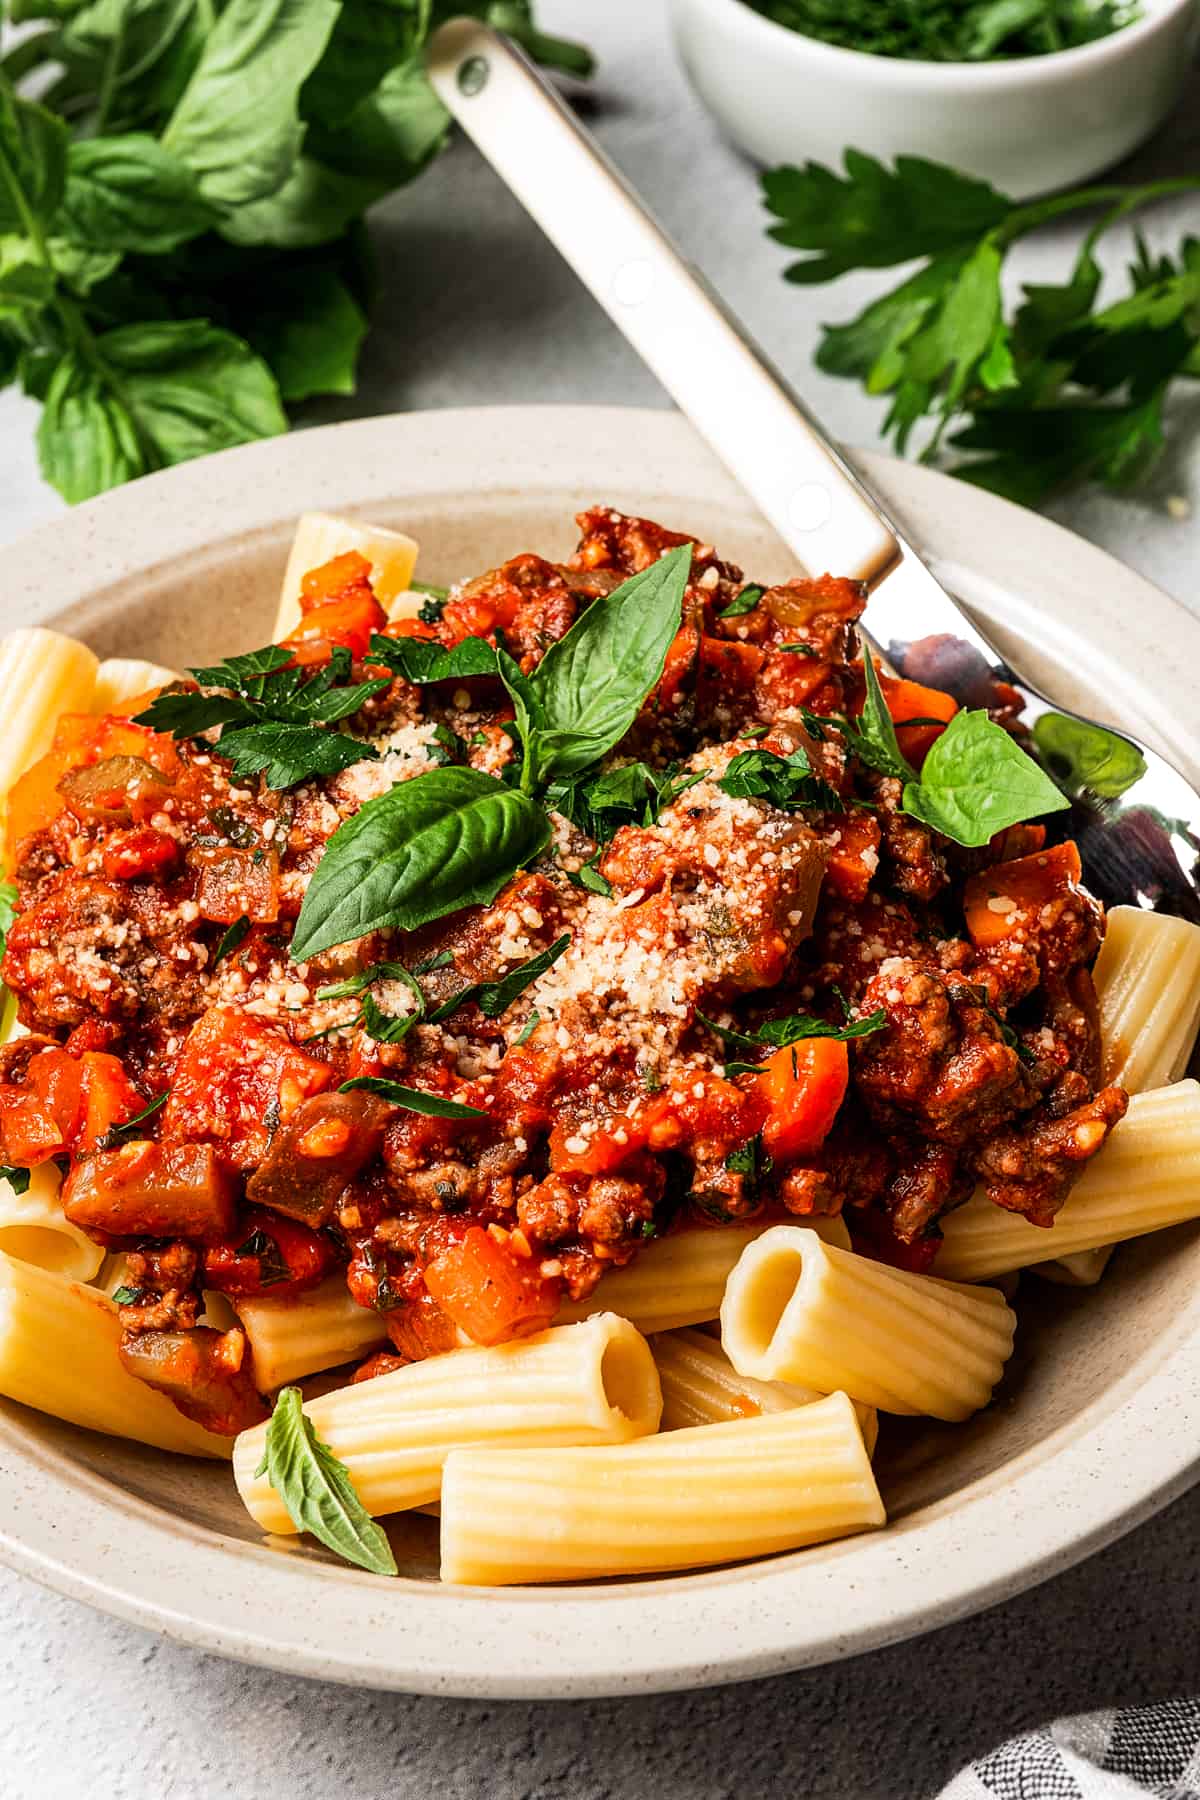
[0,0,590,503]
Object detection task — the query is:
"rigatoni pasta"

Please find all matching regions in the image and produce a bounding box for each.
[722,1226,1016,1420]
[438,1391,884,1585]
[651,1324,878,1454]
[274,512,419,638]
[91,657,182,715]
[936,1082,1200,1282]
[1093,905,1200,1092]
[0,1252,229,1457]
[556,1215,850,1335]
[233,1313,661,1532]
[0,1163,104,1282]
[0,628,97,822]
[235,1275,388,1390]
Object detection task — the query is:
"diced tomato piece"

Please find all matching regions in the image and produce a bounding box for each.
[63,1141,239,1241]
[642,1074,758,1152]
[202,1206,338,1298]
[6,716,177,864]
[26,1047,83,1143]
[63,1020,123,1057]
[652,624,701,712]
[101,826,179,882]
[74,1052,146,1153]
[824,809,883,904]
[422,1225,560,1347]
[193,846,280,924]
[282,589,387,667]
[162,1006,333,1167]
[298,550,372,613]
[548,1113,648,1176]
[380,616,438,642]
[698,635,763,699]
[964,841,1083,950]
[0,1093,66,1165]
[755,1038,848,1163]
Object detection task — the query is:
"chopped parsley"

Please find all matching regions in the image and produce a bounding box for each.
[134,644,388,790]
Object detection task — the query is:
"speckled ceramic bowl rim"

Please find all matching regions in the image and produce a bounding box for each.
[0,406,1198,1698]
[688,0,1196,84]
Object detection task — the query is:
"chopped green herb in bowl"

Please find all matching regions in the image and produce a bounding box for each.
[740,0,1142,61]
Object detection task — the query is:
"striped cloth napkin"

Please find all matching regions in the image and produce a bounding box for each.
[940,1703,1200,1798]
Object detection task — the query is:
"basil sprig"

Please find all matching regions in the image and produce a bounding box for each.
[290,766,551,962]
[256,1386,397,1577]
[903,713,1069,846]
[835,653,1069,847]
[292,550,691,959]
[429,933,571,1023]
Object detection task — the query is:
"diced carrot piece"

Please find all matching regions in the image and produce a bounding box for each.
[824,809,883,904]
[756,1038,849,1163]
[74,1052,146,1153]
[964,841,1084,949]
[548,1115,648,1176]
[298,550,373,613]
[281,590,387,666]
[858,668,957,767]
[423,1226,559,1346]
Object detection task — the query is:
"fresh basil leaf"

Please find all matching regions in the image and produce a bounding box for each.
[566,852,612,897]
[98,319,288,465]
[60,135,215,254]
[338,1076,486,1120]
[902,709,1070,847]
[719,584,763,620]
[242,265,367,402]
[95,1089,168,1149]
[528,543,691,780]
[412,949,453,975]
[163,0,340,209]
[431,933,570,1024]
[212,914,251,965]
[778,642,818,657]
[548,761,703,843]
[256,1385,397,1576]
[36,355,144,502]
[0,1165,31,1197]
[316,958,422,1001]
[717,747,841,813]
[0,237,55,317]
[484,2,595,76]
[0,86,68,233]
[291,766,551,960]
[110,1283,144,1306]
[850,653,916,781]
[367,632,498,685]
[358,986,423,1044]
[494,642,546,790]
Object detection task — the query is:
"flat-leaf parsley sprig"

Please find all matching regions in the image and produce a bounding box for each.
[135,643,389,788]
[763,150,1200,501]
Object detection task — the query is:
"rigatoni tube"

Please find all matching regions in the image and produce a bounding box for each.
[721,1227,1015,1421]
[556,1214,850,1335]
[651,1325,878,1455]
[275,512,420,638]
[439,1391,884,1585]
[91,657,182,714]
[235,1275,387,1390]
[935,1082,1200,1282]
[0,1252,230,1457]
[1093,906,1200,1093]
[0,628,98,803]
[233,1313,661,1533]
[0,1162,104,1282]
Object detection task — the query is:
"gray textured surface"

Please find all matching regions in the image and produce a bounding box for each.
[1,3,1199,1796]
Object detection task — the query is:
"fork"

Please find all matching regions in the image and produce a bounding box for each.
[426,20,1200,921]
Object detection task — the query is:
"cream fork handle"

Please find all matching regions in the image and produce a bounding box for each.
[425,19,899,587]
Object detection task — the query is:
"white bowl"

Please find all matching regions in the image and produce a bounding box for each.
[669,0,1199,198]
[1,405,1199,1696]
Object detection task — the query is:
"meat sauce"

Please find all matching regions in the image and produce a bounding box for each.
[0,508,1127,1432]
